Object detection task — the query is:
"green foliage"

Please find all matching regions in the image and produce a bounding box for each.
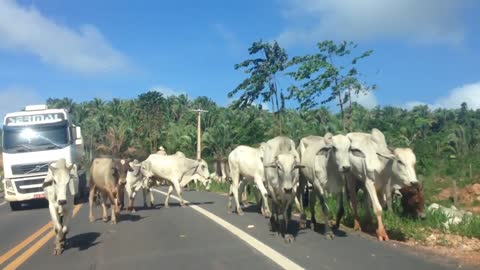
[287,41,376,131]
[228,40,288,113]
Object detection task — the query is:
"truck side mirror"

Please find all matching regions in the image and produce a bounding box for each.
[75,126,82,139]
[74,126,83,145]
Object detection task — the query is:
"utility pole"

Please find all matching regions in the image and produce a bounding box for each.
[190,109,208,160]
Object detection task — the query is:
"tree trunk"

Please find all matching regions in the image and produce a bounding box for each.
[338,92,345,132]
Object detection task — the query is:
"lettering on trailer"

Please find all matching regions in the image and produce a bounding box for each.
[6,113,65,125]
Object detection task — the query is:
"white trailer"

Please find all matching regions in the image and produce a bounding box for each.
[2,104,87,211]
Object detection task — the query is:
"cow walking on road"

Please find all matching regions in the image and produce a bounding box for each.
[89,158,129,224]
[263,136,303,243]
[43,159,78,255]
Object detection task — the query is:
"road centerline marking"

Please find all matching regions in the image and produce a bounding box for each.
[3,204,83,270]
[151,188,304,270]
[0,222,52,265]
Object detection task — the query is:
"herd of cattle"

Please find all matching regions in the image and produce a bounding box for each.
[42,128,425,255]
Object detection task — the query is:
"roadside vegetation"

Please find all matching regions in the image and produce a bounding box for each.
[2,39,477,243]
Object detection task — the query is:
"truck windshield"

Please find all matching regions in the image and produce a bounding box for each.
[2,121,70,153]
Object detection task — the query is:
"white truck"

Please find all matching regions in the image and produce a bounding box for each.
[2,104,87,211]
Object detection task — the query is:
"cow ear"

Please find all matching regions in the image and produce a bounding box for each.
[377,151,396,160]
[351,148,366,158]
[316,146,331,157]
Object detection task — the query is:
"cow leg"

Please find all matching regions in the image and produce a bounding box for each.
[149,188,155,208]
[61,201,73,249]
[88,185,96,223]
[238,181,248,207]
[333,191,345,230]
[312,180,333,239]
[172,179,186,207]
[254,176,271,218]
[165,185,173,208]
[364,179,389,241]
[346,177,362,232]
[230,177,243,215]
[227,184,234,214]
[108,192,118,224]
[101,194,109,223]
[118,185,125,211]
[309,189,317,228]
[296,179,307,229]
[284,203,294,243]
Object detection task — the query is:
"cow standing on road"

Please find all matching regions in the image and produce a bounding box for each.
[43,159,78,255]
[227,145,271,217]
[346,129,420,241]
[89,158,129,224]
[141,153,210,207]
[263,136,303,243]
[297,133,351,239]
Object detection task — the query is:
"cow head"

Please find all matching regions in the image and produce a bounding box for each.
[194,159,211,181]
[265,153,304,194]
[381,148,418,187]
[114,158,131,185]
[317,134,351,173]
[46,159,77,206]
[399,183,426,219]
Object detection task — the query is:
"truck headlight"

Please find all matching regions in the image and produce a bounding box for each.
[5,179,14,191]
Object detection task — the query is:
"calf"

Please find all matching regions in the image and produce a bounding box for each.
[43,159,78,255]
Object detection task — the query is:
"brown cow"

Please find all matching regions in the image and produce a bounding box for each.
[399,184,426,219]
[88,157,130,224]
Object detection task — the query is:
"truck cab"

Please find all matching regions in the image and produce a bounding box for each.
[2,104,87,211]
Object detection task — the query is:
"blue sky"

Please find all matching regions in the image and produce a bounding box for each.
[0,0,479,119]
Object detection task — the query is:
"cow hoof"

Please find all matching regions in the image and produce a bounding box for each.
[376,228,389,241]
[89,216,95,223]
[284,234,295,244]
[102,217,109,223]
[53,248,63,255]
[325,232,334,240]
[164,205,170,208]
[264,210,272,218]
[111,219,117,225]
[353,220,362,232]
[180,204,187,208]
[237,210,245,216]
[131,209,136,214]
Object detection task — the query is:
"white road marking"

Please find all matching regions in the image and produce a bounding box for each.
[0,201,6,207]
[152,188,304,270]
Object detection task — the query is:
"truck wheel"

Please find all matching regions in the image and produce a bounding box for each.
[9,202,22,211]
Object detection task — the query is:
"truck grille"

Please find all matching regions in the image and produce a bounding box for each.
[14,178,45,194]
[11,162,50,175]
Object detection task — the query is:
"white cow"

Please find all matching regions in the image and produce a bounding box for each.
[43,159,78,255]
[124,159,152,212]
[346,129,419,241]
[263,136,303,243]
[141,153,210,207]
[227,145,271,217]
[297,133,351,239]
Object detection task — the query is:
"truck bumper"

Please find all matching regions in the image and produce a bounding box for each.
[4,192,45,202]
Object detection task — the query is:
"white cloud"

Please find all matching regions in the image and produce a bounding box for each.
[405,82,480,110]
[0,0,129,74]
[149,86,185,97]
[351,91,378,109]
[278,0,468,46]
[0,86,45,121]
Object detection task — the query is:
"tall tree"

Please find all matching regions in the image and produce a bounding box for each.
[228,40,288,133]
[288,41,375,131]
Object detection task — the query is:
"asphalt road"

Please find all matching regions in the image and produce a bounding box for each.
[0,188,472,270]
